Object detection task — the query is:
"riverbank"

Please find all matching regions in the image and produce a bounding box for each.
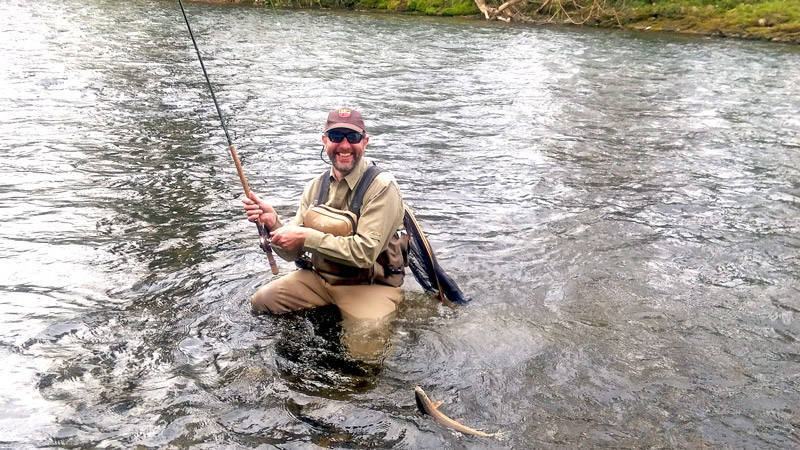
[198,0,800,44]
[614,0,800,43]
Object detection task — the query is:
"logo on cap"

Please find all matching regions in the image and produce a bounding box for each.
[338,108,351,118]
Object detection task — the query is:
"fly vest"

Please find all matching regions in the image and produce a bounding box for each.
[298,165,409,287]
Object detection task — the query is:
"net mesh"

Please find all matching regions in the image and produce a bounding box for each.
[403,206,470,305]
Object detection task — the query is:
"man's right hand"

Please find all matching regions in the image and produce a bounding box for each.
[242,191,278,229]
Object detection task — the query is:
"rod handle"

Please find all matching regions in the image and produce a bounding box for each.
[230,144,279,275]
[267,253,279,274]
[255,222,280,275]
[229,145,250,196]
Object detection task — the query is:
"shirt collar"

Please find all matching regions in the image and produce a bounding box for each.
[330,158,369,190]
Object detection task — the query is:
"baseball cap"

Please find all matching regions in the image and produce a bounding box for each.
[324,107,366,134]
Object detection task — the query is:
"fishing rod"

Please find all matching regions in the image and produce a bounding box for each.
[178,0,279,275]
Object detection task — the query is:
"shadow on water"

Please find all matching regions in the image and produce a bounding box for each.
[271,306,384,398]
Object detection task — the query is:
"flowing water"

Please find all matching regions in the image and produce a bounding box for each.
[1,0,799,447]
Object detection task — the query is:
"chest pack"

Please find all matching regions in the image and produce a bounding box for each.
[302,165,384,238]
[299,165,409,287]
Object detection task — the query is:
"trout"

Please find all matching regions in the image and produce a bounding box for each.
[413,386,501,438]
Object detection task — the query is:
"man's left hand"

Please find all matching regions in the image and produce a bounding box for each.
[269,225,306,252]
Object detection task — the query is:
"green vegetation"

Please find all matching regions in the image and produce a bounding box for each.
[251,0,478,14]
[243,0,800,42]
[615,0,800,41]
[354,0,479,15]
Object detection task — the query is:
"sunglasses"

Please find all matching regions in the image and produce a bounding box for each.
[325,129,365,144]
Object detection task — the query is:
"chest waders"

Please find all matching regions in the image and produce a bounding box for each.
[297,165,471,304]
[297,165,410,287]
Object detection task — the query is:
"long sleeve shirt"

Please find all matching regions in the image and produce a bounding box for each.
[270,158,405,269]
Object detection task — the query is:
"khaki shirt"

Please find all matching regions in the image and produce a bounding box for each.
[271,158,404,269]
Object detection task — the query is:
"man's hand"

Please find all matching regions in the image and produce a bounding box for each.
[242,191,278,229]
[269,225,306,253]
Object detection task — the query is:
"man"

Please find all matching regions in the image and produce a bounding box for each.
[243,107,408,359]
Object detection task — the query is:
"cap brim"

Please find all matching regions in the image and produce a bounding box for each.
[324,123,364,133]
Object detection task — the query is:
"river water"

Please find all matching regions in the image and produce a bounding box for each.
[1,0,799,447]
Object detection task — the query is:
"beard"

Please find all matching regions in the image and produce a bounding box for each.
[329,150,362,176]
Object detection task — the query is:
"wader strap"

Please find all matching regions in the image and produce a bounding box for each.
[349,165,383,219]
[314,171,331,206]
[313,164,384,218]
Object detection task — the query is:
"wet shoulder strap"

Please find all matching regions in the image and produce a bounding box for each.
[349,164,384,218]
[314,171,331,206]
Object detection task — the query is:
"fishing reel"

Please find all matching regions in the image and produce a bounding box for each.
[256,223,271,253]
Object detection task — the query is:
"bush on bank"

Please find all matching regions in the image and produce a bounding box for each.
[249,0,478,15]
[243,0,800,42]
[356,0,479,15]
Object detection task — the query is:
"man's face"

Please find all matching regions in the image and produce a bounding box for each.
[323,128,369,177]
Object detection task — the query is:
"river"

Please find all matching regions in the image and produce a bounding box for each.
[1,0,799,447]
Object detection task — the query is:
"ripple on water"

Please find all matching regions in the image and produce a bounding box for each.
[2,0,800,447]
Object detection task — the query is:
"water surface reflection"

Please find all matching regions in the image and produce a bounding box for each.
[1,0,799,447]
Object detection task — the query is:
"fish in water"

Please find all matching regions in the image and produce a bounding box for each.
[413,385,501,438]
